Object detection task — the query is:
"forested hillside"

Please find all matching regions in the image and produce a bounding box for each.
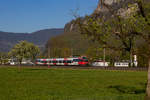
[45,30,101,58]
[0,28,63,52]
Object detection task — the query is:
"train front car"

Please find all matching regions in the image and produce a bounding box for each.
[81,59,89,66]
[77,57,89,66]
[80,59,89,66]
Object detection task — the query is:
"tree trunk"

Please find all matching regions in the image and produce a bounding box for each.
[130,51,133,67]
[145,58,150,100]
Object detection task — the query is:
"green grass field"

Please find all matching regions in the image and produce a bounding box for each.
[0,66,147,100]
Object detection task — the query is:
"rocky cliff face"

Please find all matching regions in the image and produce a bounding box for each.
[95,0,118,13]
[94,0,138,16]
[64,0,138,33]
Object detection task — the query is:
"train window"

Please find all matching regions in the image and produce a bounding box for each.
[59,60,62,63]
[41,61,47,63]
[63,60,67,63]
[49,61,52,63]
[52,61,57,63]
[67,60,72,63]
[73,59,77,62]
[65,60,68,63]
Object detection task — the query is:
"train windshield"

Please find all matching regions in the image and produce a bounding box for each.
[73,59,82,62]
[84,59,88,62]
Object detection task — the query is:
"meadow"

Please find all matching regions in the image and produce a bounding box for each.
[0,66,147,100]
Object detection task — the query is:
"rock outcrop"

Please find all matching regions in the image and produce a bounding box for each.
[64,0,139,34]
[94,0,138,16]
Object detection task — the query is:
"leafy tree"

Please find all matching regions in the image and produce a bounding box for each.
[134,1,150,99]
[77,11,139,66]
[9,41,40,64]
[75,0,150,98]
[0,52,9,65]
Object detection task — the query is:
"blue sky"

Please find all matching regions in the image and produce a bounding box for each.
[0,0,98,33]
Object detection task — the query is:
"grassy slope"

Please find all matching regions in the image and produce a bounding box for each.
[0,67,147,100]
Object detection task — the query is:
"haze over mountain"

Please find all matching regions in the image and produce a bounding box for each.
[0,28,64,52]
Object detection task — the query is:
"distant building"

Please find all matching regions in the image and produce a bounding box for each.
[92,60,110,67]
[114,61,129,67]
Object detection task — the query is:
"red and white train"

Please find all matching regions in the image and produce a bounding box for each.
[36,57,89,66]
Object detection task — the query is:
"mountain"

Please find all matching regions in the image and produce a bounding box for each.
[45,0,145,57]
[64,0,138,31]
[0,28,64,52]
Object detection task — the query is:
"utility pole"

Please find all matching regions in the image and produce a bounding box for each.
[103,47,106,66]
[130,52,133,67]
[71,48,73,57]
[48,47,50,58]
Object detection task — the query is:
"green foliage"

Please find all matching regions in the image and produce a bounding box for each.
[9,41,40,63]
[80,16,112,46]
[0,67,147,100]
[136,41,149,67]
[76,0,150,67]
[0,52,9,65]
[85,47,102,61]
[45,31,99,58]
